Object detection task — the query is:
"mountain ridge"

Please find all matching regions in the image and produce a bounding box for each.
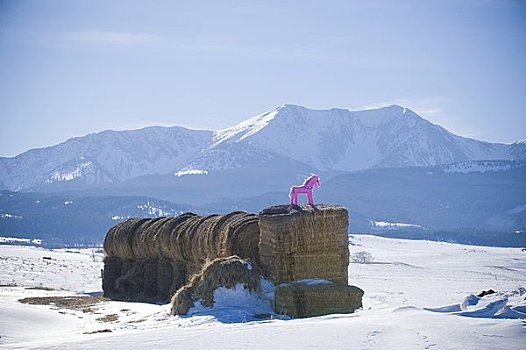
[0,104,524,191]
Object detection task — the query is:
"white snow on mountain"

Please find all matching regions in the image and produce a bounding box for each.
[212,109,280,146]
[0,126,212,190]
[0,236,41,244]
[0,213,23,219]
[174,169,208,177]
[442,160,525,174]
[0,105,523,191]
[135,201,177,217]
[45,157,93,183]
[370,220,424,230]
[181,104,524,174]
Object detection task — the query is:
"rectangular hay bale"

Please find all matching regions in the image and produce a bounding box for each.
[274,283,364,318]
[259,204,349,285]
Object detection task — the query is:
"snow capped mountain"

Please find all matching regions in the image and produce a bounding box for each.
[0,105,523,191]
[0,126,212,190]
[207,104,521,172]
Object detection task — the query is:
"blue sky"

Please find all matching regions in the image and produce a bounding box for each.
[0,0,525,157]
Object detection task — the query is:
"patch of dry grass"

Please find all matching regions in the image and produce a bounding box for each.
[18,295,107,313]
[96,314,119,323]
[83,329,112,334]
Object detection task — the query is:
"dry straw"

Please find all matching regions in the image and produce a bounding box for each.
[102,211,260,302]
[171,256,260,315]
[102,204,363,319]
[274,283,364,318]
[259,204,349,285]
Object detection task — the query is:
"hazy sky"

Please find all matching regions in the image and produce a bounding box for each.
[0,0,525,157]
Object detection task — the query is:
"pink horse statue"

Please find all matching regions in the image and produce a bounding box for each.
[289,174,321,205]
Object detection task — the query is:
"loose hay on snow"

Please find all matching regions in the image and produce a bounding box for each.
[171,256,261,316]
[19,295,107,313]
[259,204,349,285]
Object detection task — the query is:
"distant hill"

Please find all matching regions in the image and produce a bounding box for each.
[0,191,193,246]
[1,161,524,247]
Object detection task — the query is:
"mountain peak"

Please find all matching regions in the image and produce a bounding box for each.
[212,108,280,147]
[278,103,414,117]
[277,104,308,111]
[386,104,405,110]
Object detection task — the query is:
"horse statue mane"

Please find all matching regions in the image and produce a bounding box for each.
[302,175,315,185]
[289,174,321,205]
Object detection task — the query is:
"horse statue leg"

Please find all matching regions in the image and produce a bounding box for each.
[307,189,314,205]
[293,191,299,205]
[289,187,296,205]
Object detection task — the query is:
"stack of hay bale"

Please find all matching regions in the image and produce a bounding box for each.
[102,203,363,318]
[260,204,363,318]
[102,212,259,302]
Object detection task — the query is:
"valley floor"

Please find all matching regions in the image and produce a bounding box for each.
[0,236,525,349]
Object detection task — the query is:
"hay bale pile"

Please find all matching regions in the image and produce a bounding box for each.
[102,203,363,318]
[259,204,349,285]
[171,256,260,315]
[102,212,259,302]
[274,283,364,318]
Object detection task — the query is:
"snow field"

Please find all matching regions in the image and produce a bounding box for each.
[0,235,525,349]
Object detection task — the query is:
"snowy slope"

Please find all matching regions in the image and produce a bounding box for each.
[208,104,521,172]
[0,105,523,191]
[0,126,212,190]
[0,236,524,349]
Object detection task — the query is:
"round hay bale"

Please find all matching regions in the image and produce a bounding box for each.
[175,215,203,262]
[103,226,119,257]
[106,218,150,260]
[150,217,177,258]
[230,217,260,265]
[142,217,173,258]
[162,213,198,260]
[103,211,260,265]
[131,218,163,259]
[209,211,245,256]
[102,210,263,303]
[217,212,257,258]
[192,215,221,263]
[191,215,221,263]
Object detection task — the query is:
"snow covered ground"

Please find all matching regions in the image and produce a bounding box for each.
[0,235,525,349]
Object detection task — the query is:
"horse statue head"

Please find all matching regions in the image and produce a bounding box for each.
[307,174,321,188]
